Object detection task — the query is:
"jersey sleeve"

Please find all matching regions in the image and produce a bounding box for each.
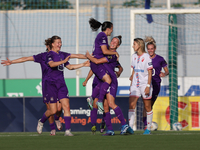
[161,57,168,68]
[98,35,108,46]
[147,55,153,70]
[33,53,43,63]
[46,52,53,65]
[115,61,121,67]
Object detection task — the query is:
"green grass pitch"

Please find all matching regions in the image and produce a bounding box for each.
[0,131,200,150]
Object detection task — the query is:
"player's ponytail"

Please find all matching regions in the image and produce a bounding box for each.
[44,38,51,51]
[89,18,102,31]
[89,18,113,32]
[144,36,156,48]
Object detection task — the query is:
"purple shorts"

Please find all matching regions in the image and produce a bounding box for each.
[91,62,108,80]
[45,81,69,103]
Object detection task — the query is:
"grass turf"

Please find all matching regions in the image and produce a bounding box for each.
[0,131,200,150]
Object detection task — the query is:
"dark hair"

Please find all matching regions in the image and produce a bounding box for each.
[89,18,113,32]
[113,35,122,45]
[44,38,51,51]
[45,35,61,50]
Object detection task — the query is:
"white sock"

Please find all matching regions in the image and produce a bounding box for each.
[128,109,135,129]
[147,110,153,130]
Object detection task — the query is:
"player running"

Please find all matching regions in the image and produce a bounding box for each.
[36,35,89,136]
[1,39,63,135]
[128,38,153,135]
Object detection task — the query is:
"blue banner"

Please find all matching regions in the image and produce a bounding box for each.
[0,97,140,132]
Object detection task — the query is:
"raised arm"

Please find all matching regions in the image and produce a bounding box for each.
[70,54,87,59]
[1,56,34,66]
[66,60,90,70]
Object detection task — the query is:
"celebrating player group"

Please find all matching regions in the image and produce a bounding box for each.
[1,18,168,136]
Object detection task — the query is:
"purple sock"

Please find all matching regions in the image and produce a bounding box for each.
[143,117,147,126]
[114,106,126,126]
[54,114,59,120]
[98,82,110,102]
[64,116,71,130]
[91,108,98,126]
[40,113,49,123]
[92,83,101,99]
[49,122,56,130]
[104,112,113,131]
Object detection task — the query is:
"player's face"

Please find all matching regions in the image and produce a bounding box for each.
[133,41,140,52]
[52,39,62,52]
[110,38,119,50]
[147,44,156,57]
[107,26,113,36]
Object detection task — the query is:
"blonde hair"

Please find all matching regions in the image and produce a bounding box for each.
[134,38,145,52]
[144,36,156,48]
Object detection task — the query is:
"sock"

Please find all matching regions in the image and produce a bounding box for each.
[104,112,113,131]
[102,112,106,123]
[114,106,126,125]
[54,114,59,120]
[128,109,135,129]
[98,82,110,102]
[40,113,49,123]
[143,117,147,127]
[147,110,153,130]
[49,122,56,131]
[91,108,98,126]
[92,83,101,99]
[64,116,71,130]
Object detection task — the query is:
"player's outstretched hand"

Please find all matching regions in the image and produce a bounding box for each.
[1,58,12,66]
[63,56,70,63]
[83,60,90,67]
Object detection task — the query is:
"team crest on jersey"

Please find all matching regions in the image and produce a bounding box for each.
[107,56,112,59]
[50,97,54,101]
[141,57,145,62]
[134,57,136,60]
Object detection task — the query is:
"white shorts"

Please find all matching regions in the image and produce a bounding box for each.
[130,84,152,99]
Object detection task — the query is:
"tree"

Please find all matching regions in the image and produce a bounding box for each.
[171,3,183,8]
[0,0,73,10]
[0,0,21,10]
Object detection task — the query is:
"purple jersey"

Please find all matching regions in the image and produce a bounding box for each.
[46,51,71,82]
[33,52,49,83]
[33,52,49,103]
[92,32,109,59]
[152,54,167,84]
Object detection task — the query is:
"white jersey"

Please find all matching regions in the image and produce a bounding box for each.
[131,52,153,87]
